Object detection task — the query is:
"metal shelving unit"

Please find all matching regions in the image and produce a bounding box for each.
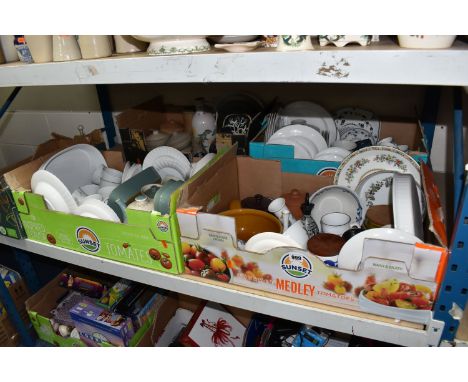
[0,40,467,346]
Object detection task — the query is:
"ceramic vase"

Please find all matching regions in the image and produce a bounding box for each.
[25,35,53,63]
[192,99,216,155]
[53,35,81,62]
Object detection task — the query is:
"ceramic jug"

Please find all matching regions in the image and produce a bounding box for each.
[192,98,216,155]
[53,35,81,62]
[78,35,112,59]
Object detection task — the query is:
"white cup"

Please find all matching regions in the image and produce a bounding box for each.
[283,221,309,249]
[92,164,106,185]
[53,35,81,62]
[99,186,116,202]
[321,212,351,236]
[25,35,53,63]
[101,168,123,182]
[78,35,113,59]
[79,184,100,196]
[99,178,120,189]
[113,35,148,54]
[72,189,88,205]
[268,197,296,231]
[332,140,357,151]
[82,194,103,203]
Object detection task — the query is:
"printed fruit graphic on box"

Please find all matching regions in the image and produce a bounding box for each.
[323,274,353,295]
[356,275,434,310]
[182,242,231,283]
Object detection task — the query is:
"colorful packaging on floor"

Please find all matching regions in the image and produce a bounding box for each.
[98,279,133,310]
[69,301,135,347]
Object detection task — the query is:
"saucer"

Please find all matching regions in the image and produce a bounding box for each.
[74,198,121,222]
[245,232,302,254]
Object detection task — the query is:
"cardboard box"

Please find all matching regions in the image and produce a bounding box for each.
[26,268,160,347]
[249,118,429,176]
[115,97,194,164]
[2,146,186,274]
[176,147,448,324]
[1,265,31,326]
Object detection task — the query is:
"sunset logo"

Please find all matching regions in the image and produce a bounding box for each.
[280,252,313,279]
[76,227,100,253]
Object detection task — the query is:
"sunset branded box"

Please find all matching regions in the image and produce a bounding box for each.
[176,146,448,324]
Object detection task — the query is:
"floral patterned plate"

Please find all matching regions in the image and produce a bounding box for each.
[333,146,421,191]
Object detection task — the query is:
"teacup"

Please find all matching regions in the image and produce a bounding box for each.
[283,220,309,249]
[321,212,351,236]
[79,184,100,196]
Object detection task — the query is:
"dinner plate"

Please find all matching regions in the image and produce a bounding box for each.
[190,153,216,177]
[74,198,121,222]
[334,146,421,191]
[269,124,328,153]
[279,101,337,144]
[245,232,302,254]
[333,107,380,145]
[392,173,423,239]
[40,144,107,193]
[267,136,316,159]
[31,170,78,213]
[143,146,191,181]
[309,185,365,228]
[337,228,422,271]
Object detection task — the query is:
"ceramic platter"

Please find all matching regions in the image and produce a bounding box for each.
[333,107,380,145]
[74,199,120,222]
[334,146,421,191]
[31,170,78,213]
[279,101,338,145]
[190,153,216,177]
[267,136,318,159]
[392,173,423,239]
[214,41,262,53]
[245,232,302,254]
[337,228,422,271]
[40,144,107,193]
[268,124,328,154]
[143,146,191,182]
[309,185,365,228]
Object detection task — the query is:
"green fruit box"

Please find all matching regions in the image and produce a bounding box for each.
[175,147,449,324]
[2,148,187,274]
[25,269,161,347]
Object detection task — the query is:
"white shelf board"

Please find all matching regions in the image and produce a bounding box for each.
[0,235,444,346]
[1,39,468,87]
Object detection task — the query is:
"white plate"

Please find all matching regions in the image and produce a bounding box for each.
[190,153,216,177]
[245,232,302,254]
[269,124,328,153]
[40,144,107,193]
[31,170,78,213]
[267,136,316,159]
[333,107,380,145]
[334,146,421,191]
[279,101,337,144]
[314,147,351,161]
[214,41,262,53]
[358,291,432,324]
[392,173,423,240]
[337,228,423,271]
[309,185,365,228]
[74,199,121,222]
[143,146,191,181]
[313,153,346,162]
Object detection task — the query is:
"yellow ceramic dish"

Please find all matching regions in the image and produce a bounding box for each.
[220,208,282,242]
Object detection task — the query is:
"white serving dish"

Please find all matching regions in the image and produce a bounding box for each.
[40,144,107,193]
[337,228,423,271]
[132,35,210,56]
[309,185,365,229]
[397,35,456,49]
[392,173,423,240]
[279,101,337,144]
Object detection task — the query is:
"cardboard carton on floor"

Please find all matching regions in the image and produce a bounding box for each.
[250,118,429,176]
[175,146,448,324]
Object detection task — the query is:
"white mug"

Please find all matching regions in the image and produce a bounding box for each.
[78,35,112,59]
[25,35,53,63]
[53,35,81,62]
[113,35,148,54]
[321,212,351,236]
[283,221,309,249]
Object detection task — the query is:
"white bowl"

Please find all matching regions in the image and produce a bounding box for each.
[397,35,456,49]
[132,35,210,56]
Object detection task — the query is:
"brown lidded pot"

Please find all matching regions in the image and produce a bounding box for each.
[364,205,393,229]
[283,189,306,220]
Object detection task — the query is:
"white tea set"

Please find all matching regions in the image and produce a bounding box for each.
[30,144,215,222]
